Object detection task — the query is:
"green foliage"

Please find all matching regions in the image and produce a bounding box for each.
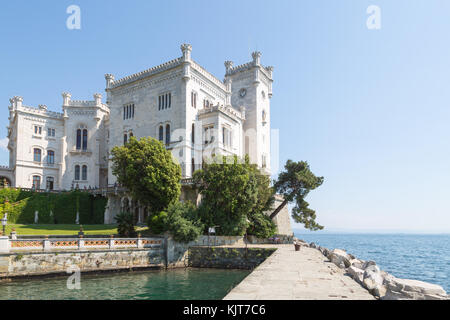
[110,136,182,214]
[193,155,258,236]
[0,189,106,224]
[115,212,137,237]
[247,167,277,238]
[273,160,324,231]
[147,201,203,243]
[247,212,277,239]
[147,211,169,234]
[194,155,276,238]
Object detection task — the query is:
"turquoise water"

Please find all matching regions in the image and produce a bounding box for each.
[295,233,449,292]
[0,268,250,300]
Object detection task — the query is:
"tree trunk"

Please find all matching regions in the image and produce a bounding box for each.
[270,198,288,220]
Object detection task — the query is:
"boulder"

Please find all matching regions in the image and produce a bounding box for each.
[328,249,351,268]
[309,242,317,249]
[382,277,448,300]
[349,258,364,269]
[319,246,330,257]
[362,260,377,269]
[347,266,364,284]
[362,265,386,297]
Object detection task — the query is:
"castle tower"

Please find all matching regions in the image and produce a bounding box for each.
[224,51,273,174]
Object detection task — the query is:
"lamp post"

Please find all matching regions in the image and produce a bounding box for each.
[1,213,7,236]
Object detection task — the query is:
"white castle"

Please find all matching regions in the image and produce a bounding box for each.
[0,44,291,234]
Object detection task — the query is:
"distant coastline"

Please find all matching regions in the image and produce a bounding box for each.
[293,228,450,235]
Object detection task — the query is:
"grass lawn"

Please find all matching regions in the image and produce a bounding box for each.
[4,224,148,236]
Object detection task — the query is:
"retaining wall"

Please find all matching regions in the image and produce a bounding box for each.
[188,247,276,269]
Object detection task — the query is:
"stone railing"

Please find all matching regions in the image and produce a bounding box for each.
[0,236,163,253]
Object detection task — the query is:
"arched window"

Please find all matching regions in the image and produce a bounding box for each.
[74,165,80,180]
[32,175,40,189]
[76,129,82,150]
[191,123,195,143]
[123,133,128,145]
[165,124,170,145]
[33,148,41,162]
[159,125,164,141]
[82,165,87,180]
[47,150,54,165]
[46,177,54,190]
[82,129,88,150]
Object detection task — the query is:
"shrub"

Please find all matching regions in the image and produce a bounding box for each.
[147,201,203,243]
[247,212,277,239]
[147,211,169,234]
[115,212,137,237]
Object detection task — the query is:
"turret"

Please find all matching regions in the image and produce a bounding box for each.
[105,74,115,89]
[62,92,71,106]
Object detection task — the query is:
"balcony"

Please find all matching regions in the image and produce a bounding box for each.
[70,148,92,156]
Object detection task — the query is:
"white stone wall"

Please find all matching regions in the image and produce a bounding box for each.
[5,44,274,189]
[7,94,109,190]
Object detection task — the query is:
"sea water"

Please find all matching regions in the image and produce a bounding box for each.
[295,233,449,292]
[0,268,250,300]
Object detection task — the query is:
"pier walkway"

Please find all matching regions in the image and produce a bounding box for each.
[224,245,375,300]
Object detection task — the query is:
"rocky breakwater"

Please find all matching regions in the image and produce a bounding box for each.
[294,239,448,300]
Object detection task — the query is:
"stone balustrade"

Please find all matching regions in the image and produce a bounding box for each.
[0,236,163,253]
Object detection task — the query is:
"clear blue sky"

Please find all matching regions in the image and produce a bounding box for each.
[1,1,449,233]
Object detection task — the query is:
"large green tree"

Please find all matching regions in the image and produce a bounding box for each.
[271,160,324,231]
[193,155,259,236]
[246,166,277,238]
[110,136,181,214]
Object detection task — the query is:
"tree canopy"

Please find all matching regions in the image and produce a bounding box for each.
[271,160,324,231]
[193,155,276,237]
[110,136,181,214]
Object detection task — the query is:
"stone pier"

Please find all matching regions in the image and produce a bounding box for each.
[224,245,375,300]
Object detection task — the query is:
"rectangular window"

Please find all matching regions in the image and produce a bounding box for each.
[32,176,41,189]
[191,92,197,108]
[33,148,41,162]
[46,177,54,190]
[123,106,126,120]
[47,150,54,164]
[159,93,171,110]
[34,125,42,135]
[82,165,87,181]
[204,126,214,144]
[222,127,232,147]
[47,128,55,137]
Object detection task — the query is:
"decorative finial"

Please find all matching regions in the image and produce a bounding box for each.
[252,51,262,65]
[105,74,115,89]
[181,43,192,61]
[94,93,102,106]
[62,92,71,106]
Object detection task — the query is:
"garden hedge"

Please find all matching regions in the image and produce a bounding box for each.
[0,189,107,224]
